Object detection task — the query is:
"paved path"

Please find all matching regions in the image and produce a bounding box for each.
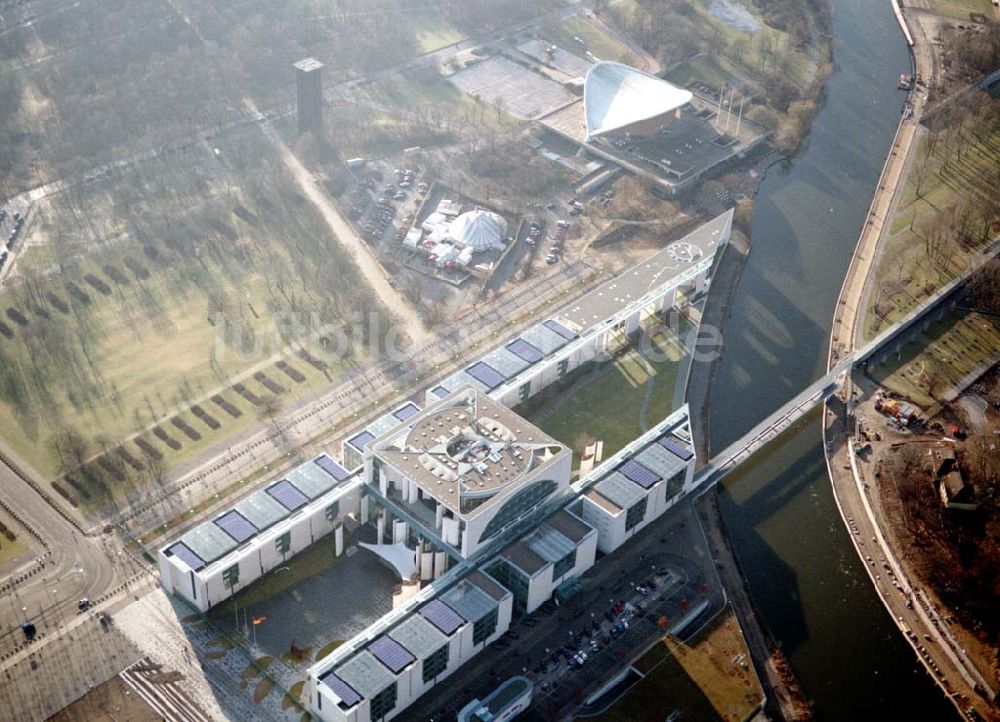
[823,7,998,720]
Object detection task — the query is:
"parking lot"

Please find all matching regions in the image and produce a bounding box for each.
[450,56,577,120]
[396,500,726,722]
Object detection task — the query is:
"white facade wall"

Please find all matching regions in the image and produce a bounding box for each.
[580,496,627,555]
[579,457,695,555]
[309,594,511,722]
[524,566,555,614]
[160,483,361,612]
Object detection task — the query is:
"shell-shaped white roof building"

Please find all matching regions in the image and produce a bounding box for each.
[449,209,508,251]
[583,61,693,141]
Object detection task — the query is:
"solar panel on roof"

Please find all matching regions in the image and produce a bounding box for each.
[543,319,578,340]
[266,479,308,511]
[168,542,205,571]
[431,386,450,399]
[465,361,506,390]
[393,403,420,422]
[617,459,661,489]
[348,430,376,451]
[315,454,351,481]
[368,636,415,673]
[420,599,465,635]
[214,510,257,543]
[320,673,361,707]
[657,434,694,461]
[506,338,544,364]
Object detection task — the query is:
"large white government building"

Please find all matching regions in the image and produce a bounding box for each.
[157,211,733,722]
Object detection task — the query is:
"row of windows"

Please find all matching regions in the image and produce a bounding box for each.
[422,644,449,683]
[479,479,558,544]
[553,549,576,580]
[220,504,342,590]
[473,608,499,645]
[625,497,648,531]
[370,682,397,720]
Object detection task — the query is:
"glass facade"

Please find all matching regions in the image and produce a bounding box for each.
[490,560,531,612]
[422,644,449,683]
[553,549,576,580]
[275,531,291,556]
[222,564,239,589]
[325,500,340,521]
[625,497,647,531]
[479,479,558,544]
[473,608,499,645]
[519,381,531,402]
[370,682,397,720]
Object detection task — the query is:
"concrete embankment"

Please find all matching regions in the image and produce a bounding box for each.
[685,227,815,721]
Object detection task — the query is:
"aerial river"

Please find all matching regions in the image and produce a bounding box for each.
[707,0,958,719]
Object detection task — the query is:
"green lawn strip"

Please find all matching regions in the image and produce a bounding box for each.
[209,534,345,612]
[927,0,993,19]
[867,311,1000,407]
[409,12,466,53]
[522,328,685,462]
[591,608,760,722]
[315,639,346,662]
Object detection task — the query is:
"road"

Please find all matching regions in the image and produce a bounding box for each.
[0,459,148,665]
[248,98,432,346]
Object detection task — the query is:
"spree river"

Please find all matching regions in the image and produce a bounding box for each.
[708,0,958,719]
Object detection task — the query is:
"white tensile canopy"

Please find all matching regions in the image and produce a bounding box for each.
[448,209,508,251]
[583,61,693,140]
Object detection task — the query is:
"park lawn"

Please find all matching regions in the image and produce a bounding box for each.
[867,310,1000,408]
[372,72,521,134]
[522,327,686,462]
[865,123,1000,340]
[540,16,634,65]
[927,0,994,19]
[409,12,466,53]
[692,0,813,86]
[593,608,762,722]
[0,161,376,511]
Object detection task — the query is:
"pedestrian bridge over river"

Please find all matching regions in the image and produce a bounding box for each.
[694,262,978,488]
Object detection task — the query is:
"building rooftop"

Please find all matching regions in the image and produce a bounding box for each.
[585,488,622,515]
[163,454,355,570]
[523,524,577,564]
[584,61,692,140]
[546,510,593,543]
[440,579,498,624]
[557,209,731,333]
[388,614,448,660]
[334,651,396,700]
[501,541,549,576]
[466,569,509,602]
[419,599,466,636]
[234,488,288,532]
[373,388,567,518]
[459,676,534,722]
[367,635,415,674]
[294,57,324,73]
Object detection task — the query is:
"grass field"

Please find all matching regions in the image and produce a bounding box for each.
[0,130,381,514]
[592,607,763,722]
[409,13,466,53]
[521,326,687,463]
[864,116,1000,340]
[656,0,818,102]
[868,310,1000,408]
[539,15,635,65]
[927,0,994,19]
